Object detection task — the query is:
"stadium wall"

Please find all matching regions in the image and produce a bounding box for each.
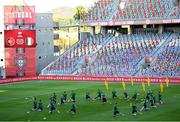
[0,76,179,84]
[36,13,55,74]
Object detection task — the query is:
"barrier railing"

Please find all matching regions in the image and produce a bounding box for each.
[0,76,179,84]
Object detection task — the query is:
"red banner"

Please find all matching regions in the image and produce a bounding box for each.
[4,6,35,25]
[4,30,36,48]
[0,76,179,84]
[5,48,36,77]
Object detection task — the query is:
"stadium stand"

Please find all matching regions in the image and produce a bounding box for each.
[41,0,179,78]
[82,0,116,22]
[78,31,173,76]
[82,0,179,22]
[168,6,180,18]
[42,31,179,77]
[139,32,180,77]
[42,34,113,75]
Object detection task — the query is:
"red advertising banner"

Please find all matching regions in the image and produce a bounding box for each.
[4,30,36,48]
[4,6,35,25]
[0,76,180,84]
[5,48,36,77]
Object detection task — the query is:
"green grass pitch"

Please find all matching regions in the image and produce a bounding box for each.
[0,80,180,121]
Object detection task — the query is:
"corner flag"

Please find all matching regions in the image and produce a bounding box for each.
[122,82,126,90]
[142,82,146,92]
[165,77,169,87]
[104,80,109,90]
[131,78,134,86]
[147,77,151,86]
[160,82,164,92]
